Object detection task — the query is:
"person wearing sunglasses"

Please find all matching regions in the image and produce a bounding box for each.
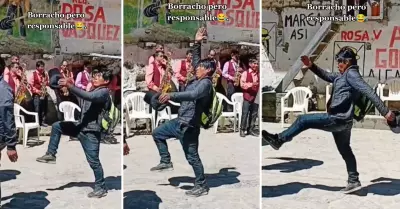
[262,46,395,194]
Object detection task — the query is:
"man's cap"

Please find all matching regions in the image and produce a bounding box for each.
[388,111,400,134]
[48,68,61,89]
[336,47,357,60]
[143,91,168,111]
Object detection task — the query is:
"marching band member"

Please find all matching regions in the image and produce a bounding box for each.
[239,58,260,137]
[55,61,74,121]
[222,50,241,111]
[148,44,164,65]
[145,51,166,93]
[174,50,192,91]
[75,61,92,107]
[28,61,49,127]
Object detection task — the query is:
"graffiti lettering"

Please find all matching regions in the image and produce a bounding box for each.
[208,0,259,29]
[60,3,120,41]
[367,69,400,80]
[341,29,382,41]
[284,13,321,40]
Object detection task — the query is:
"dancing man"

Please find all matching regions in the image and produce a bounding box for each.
[240,58,260,137]
[36,67,112,198]
[262,47,395,193]
[150,27,212,197]
[0,57,19,206]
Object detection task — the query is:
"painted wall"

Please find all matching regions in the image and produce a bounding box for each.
[59,0,121,54]
[302,3,400,93]
[0,0,55,53]
[207,0,260,43]
[124,0,203,44]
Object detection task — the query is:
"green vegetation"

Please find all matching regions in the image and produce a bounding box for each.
[124,0,206,39]
[0,3,54,51]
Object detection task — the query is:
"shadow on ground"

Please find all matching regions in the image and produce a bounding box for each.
[158,167,240,190]
[262,157,323,173]
[46,176,121,191]
[262,183,342,198]
[1,191,50,209]
[352,177,400,196]
[0,170,21,182]
[123,190,162,209]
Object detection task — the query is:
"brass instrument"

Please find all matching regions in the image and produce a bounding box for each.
[160,55,174,93]
[212,71,220,87]
[61,70,71,96]
[15,63,29,104]
[39,71,48,99]
[185,64,194,85]
[233,61,241,86]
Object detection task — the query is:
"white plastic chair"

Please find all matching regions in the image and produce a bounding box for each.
[214,92,237,133]
[380,78,400,103]
[59,101,81,140]
[124,92,154,136]
[167,101,180,119]
[14,103,40,148]
[154,107,172,127]
[281,87,312,128]
[231,93,244,129]
[59,101,81,121]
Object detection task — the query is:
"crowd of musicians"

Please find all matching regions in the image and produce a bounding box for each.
[3,55,121,143]
[145,44,260,137]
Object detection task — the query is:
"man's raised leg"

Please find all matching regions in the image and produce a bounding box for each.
[150,119,181,171]
[36,121,79,164]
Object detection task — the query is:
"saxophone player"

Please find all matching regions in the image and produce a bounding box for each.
[174,50,192,91]
[222,49,240,111]
[55,61,74,121]
[28,61,49,127]
[145,51,166,93]
[239,58,260,137]
[148,44,165,65]
[4,63,20,95]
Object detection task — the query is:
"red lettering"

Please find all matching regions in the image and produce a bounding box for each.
[61,3,106,23]
[210,9,258,28]
[376,48,387,68]
[389,26,400,48]
[72,0,87,4]
[93,7,106,23]
[389,48,399,68]
[372,29,382,40]
[60,21,120,41]
[340,30,369,41]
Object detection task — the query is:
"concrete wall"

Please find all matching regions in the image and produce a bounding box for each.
[262,0,400,93]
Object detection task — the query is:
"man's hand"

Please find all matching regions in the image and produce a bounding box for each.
[159,93,171,104]
[7,150,18,162]
[58,78,67,86]
[123,143,130,155]
[385,110,396,122]
[301,55,313,68]
[195,27,207,42]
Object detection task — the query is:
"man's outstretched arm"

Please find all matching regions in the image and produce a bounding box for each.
[309,64,340,83]
[68,85,109,103]
[347,69,389,116]
[169,80,212,102]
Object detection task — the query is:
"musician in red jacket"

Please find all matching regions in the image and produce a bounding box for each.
[28,61,49,126]
[239,58,260,137]
[174,50,192,91]
[145,51,166,92]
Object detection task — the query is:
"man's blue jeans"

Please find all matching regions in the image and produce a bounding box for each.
[152,118,206,186]
[47,121,106,190]
[279,113,359,183]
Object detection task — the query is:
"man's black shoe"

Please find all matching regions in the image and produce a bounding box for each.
[42,123,49,127]
[239,130,246,137]
[249,129,259,137]
[262,130,283,150]
[88,188,108,198]
[185,184,209,197]
[36,153,56,164]
[340,182,362,194]
[150,162,173,172]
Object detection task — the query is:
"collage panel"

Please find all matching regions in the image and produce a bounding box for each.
[262,0,400,209]
[122,0,261,208]
[0,0,122,208]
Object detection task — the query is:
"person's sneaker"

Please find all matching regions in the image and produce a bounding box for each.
[36,154,56,164]
[340,182,362,194]
[249,129,259,137]
[262,130,283,150]
[239,130,246,137]
[185,184,209,197]
[87,188,108,198]
[150,162,173,172]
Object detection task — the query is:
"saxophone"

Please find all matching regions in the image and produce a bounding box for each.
[39,71,48,99]
[212,71,220,87]
[233,60,241,86]
[160,55,173,93]
[185,64,194,85]
[61,69,71,96]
